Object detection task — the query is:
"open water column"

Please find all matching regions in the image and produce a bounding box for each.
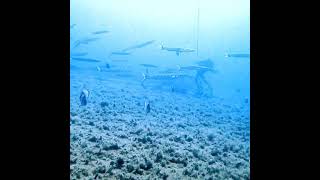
[70,0,250,179]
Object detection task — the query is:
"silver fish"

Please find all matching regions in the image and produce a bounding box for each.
[225,53,250,58]
[144,100,150,114]
[71,57,101,62]
[72,37,101,48]
[140,64,158,68]
[177,65,212,71]
[122,40,155,52]
[92,30,110,35]
[161,44,195,56]
[110,51,131,56]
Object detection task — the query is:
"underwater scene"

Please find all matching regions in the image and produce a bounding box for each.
[70,0,250,179]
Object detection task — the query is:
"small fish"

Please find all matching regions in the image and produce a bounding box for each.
[122,40,155,52]
[225,53,250,58]
[81,37,101,44]
[161,44,195,56]
[171,86,175,92]
[72,40,82,49]
[80,89,90,106]
[96,66,101,72]
[244,98,249,103]
[141,73,192,85]
[140,64,158,68]
[106,63,110,69]
[72,38,101,49]
[110,51,131,56]
[71,57,101,62]
[92,30,110,35]
[177,65,213,72]
[144,100,150,114]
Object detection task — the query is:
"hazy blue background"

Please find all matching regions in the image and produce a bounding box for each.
[70,0,250,102]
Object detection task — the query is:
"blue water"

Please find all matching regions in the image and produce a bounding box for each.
[70,0,250,179]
